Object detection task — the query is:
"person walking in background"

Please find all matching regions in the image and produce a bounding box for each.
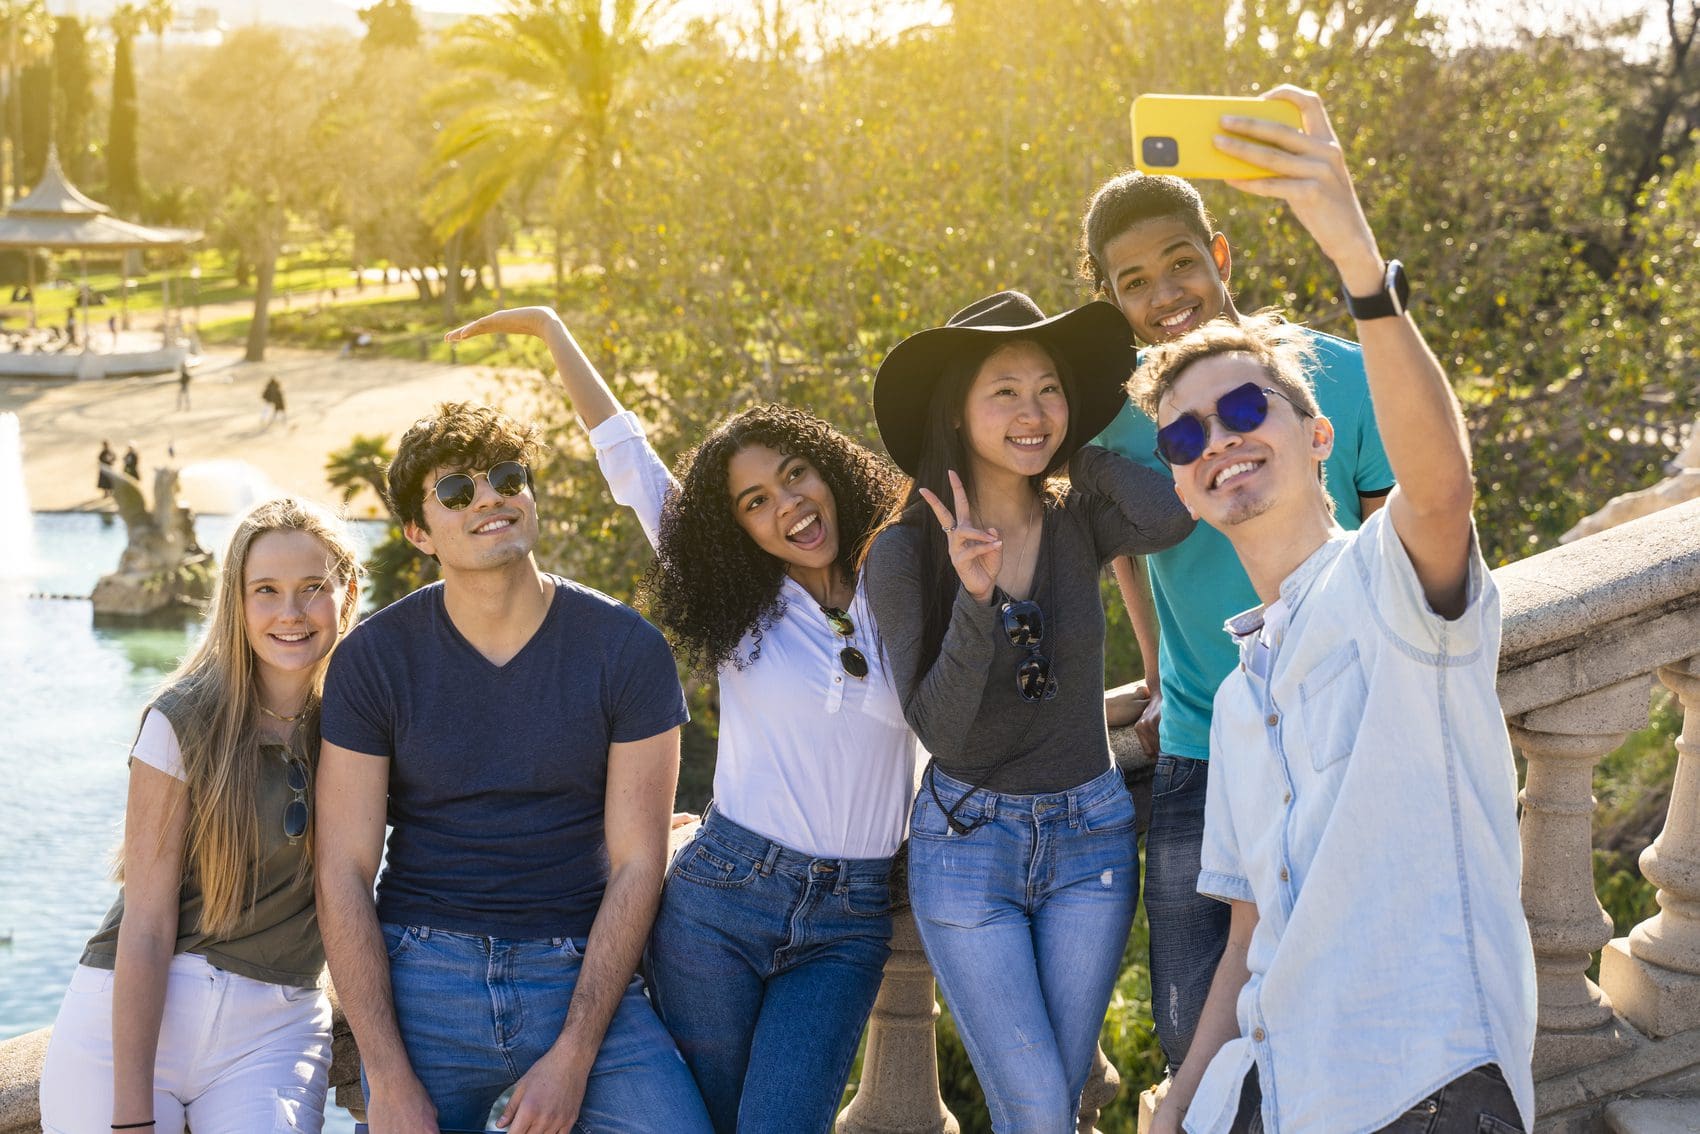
[97,440,117,498]
[446,306,916,1134]
[316,402,712,1134]
[863,290,1193,1131]
[38,498,363,1134]
[260,377,288,428]
[123,443,140,482]
[1136,87,1534,1134]
[1076,163,1392,1076]
[176,361,193,411]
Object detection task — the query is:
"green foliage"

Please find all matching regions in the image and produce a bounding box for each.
[50,15,92,181]
[106,17,140,212]
[359,0,422,51]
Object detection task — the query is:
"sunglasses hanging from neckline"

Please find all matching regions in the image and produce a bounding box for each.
[820,604,870,679]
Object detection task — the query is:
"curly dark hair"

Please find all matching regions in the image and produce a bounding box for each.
[385,401,546,532]
[640,404,903,677]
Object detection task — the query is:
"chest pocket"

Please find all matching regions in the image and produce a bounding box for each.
[1298,639,1367,772]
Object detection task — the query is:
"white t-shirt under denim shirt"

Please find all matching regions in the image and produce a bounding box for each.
[589,410,918,859]
[1186,507,1536,1134]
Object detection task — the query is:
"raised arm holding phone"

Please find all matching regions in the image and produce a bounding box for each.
[1129,86,1535,1134]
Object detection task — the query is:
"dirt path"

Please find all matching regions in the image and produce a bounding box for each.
[1,345,546,516]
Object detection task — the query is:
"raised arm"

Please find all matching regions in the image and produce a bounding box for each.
[446,307,622,431]
[498,726,681,1133]
[1217,87,1474,616]
[447,307,677,549]
[109,757,188,1128]
[315,741,437,1134]
[1069,444,1196,560]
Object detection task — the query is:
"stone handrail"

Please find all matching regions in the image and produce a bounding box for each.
[5,499,1700,1133]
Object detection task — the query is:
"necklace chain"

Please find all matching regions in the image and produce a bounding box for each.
[258,701,304,723]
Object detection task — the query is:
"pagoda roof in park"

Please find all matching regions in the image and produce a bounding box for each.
[0,148,201,251]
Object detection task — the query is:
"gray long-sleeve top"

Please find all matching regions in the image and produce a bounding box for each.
[864,445,1195,794]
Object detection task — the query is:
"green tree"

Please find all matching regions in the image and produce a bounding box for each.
[426,0,673,300]
[325,433,438,609]
[0,0,51,201]
[106,4,142,212]
[360,0,422,51]
[49,14,90,183]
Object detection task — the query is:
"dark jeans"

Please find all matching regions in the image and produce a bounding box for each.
[1144,753,1231,1071]
[1231,1064,1525,1133]
[646,807,894,1134]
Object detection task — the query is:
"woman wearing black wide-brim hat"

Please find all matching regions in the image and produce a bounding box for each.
[862,290,1195,1131]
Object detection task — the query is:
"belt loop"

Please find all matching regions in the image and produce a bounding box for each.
[417,926,431,941]
[835,860,850,895]
[1068,788,1081,828]
[761,841,781,876]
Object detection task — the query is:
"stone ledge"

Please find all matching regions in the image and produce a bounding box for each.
[0,1027,48,1134]
[1604,1098,1700,1133]
[1497,498,1700,664]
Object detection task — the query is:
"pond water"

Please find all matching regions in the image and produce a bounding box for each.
[1,511,366,1132]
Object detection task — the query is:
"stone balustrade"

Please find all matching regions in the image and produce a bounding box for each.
[5,498,1700,1134]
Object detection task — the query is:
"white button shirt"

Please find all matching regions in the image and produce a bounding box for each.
[1186,507,1536,1134]
[590,411,917,859]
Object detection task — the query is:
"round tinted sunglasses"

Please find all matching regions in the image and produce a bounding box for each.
[821,605,870,679]
[1154,382,1308,467]
[1001,599,1057,703]
[427,460,531,511]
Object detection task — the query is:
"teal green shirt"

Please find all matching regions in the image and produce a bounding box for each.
[1094,327,1393,759]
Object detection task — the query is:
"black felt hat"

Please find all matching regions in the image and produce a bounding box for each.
[872,291,1135,477]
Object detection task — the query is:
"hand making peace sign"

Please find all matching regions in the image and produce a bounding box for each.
[917,469,1004,606]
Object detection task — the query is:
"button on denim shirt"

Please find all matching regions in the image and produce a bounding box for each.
[1185,508,1536,1134]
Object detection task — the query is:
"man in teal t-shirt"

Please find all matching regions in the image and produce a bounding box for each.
[1078,170,1393,1072]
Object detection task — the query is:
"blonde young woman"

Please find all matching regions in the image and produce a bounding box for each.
[40,498,361,1134]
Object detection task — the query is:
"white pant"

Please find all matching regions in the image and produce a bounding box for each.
[39,951,331,1133]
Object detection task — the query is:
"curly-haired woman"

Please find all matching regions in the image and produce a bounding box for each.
[39,498,362,1133]
[446,307,914,1134]
[863,292,1195,1132]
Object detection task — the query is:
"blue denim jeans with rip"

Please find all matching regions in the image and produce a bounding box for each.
[908,764,1138,1134]
[1144,753,1232,1073]
[371,923,711,1132]
[645,806,894,1134]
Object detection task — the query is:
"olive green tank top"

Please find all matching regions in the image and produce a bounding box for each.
[80,694,324,987]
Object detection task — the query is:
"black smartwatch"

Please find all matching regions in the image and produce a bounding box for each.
[1344,259,1409,320]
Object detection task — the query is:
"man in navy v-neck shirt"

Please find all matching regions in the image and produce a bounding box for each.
[317,402,711,1134]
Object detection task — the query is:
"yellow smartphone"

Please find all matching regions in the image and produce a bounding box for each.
[1130,94,1302,180]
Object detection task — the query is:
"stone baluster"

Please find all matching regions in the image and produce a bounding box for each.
[1601,657,1700,1037]
[838,907,959,1134]
[1077,1044,1121,1132]
[1510,676,1650,1076]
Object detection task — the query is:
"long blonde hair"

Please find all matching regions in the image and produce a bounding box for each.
[129,498,361,937]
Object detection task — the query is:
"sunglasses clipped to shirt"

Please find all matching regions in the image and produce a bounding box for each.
[428,460,531,511]
[1001,599,1057,703]
[1154,381,1308,467]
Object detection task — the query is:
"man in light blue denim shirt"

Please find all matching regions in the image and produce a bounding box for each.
[1130,86,1537,1134]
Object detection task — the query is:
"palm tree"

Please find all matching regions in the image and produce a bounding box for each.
[141,0,172,59]
[325,433,395,510]
[425,0,672,300]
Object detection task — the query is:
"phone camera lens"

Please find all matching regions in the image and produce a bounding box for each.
[1143,136,1179,167]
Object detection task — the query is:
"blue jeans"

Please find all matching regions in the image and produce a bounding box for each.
[646,807,894,1134]
[373,923,711,1132]
[1144,753,1232,1072]
[908,765,1138,1133]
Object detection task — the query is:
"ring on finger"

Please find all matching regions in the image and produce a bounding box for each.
[942,523,956,534]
